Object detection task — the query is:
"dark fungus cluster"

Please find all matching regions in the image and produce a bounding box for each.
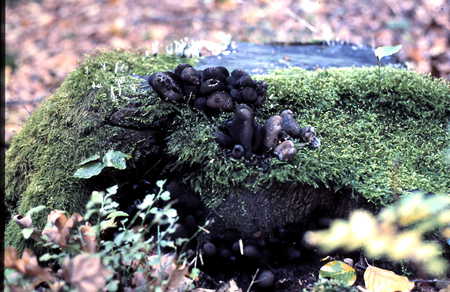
[147,64,320,161]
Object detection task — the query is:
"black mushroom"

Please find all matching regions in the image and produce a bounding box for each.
[148,72,184,102]
[147,64,319,162]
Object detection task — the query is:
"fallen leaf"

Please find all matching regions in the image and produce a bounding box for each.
[79,224,97,253]
[319,260,357,286]
[217,279,243,292]
[5,247,54,285]
[165,265,192,292]
[42,211,83,247]
[364,265,414,292]
[148,253,194,292]
[63,254,112,292]
[132,271,149,288]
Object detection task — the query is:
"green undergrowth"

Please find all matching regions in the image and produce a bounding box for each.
[5,50,449,250]
[5,50,194,250]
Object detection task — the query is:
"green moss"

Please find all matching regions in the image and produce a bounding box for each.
[5,50,194,250]
[167,67,449,207]
[5,50,449,250]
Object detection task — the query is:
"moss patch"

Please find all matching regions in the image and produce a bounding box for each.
[168,67,449,207]
[5,50,194,250]
[5,50,449,250]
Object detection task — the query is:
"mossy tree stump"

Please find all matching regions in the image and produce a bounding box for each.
[5,51,449,250]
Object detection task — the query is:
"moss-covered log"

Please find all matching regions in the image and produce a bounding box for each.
[5,50,449,251]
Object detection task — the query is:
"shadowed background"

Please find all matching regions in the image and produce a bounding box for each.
[5,0,449,142]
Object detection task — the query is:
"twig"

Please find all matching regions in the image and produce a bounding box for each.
[286,9,318,33]
[246,268,260,292]
[412,279,450,284]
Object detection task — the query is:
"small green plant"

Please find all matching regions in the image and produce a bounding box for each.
[73,150,130,179]
[374,45,402,93]
[5,180,199,291]
[305,191,450,276]
[304,278,359,292]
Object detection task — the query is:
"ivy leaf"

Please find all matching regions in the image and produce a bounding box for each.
[102,150,129,170]
[374,45,402,61]
[73,161,105,179]
[319,260,357,286]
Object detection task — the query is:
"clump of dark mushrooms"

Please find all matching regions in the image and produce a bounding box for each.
[215,106,320,161]
[146,64,320,161]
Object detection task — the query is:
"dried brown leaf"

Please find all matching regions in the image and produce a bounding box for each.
[5,247,54,284]
[63,254,112,292]
[165,265,192,292]
[132,271,149,288]
[5,247,20,270]
[364,265,414,292]
[42,211,83,247]
[79,224,97,253]
[148,253,193,292]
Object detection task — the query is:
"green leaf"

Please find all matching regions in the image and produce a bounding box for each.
[102,150,129,170]
[78,154,101,166]
[190,267,201,280]
[159,240,175,248]
[156,180,166,189]
[107,211,129,220]
[90,191,104,205]
[84,209,98,220]
[138,194,155,210]
[22,228,34,239]
[25,205,47,217]
[100,219,117,231]
[106,185,119,195]
[319,260,357,286]
[165,209,178,218]
[160,191,171,201]
[374,45,402,61]
[176,238,189,246]
[39,253,60,262]
[73,161,105,179]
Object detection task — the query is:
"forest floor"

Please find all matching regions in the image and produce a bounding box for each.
[5,0,449,141]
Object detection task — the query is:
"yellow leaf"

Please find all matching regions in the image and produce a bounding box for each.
[319,260,357,286]
[364,265,414,292]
